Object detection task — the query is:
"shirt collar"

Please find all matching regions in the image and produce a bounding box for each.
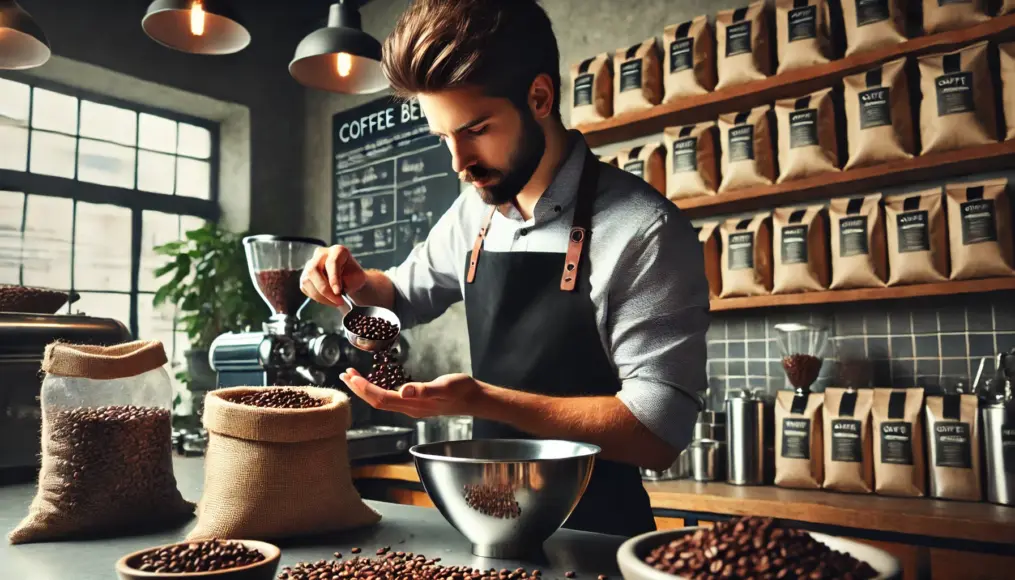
[501,129,589,223]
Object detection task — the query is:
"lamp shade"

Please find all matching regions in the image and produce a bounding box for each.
[0,0,50,70]
[142,0,250,55]
[289,1,388,94]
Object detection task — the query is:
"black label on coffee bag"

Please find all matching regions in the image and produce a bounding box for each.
[896,210,930,253]
[936,72,975,116]
[880,421,914,465]
[728,125,755,162]
[573,73,594,108]
[672,137,698,173]
[933,421,972,469]
[831,419,863,463]
[857,0,890,26]
[619,59,643,93]
[789,109,819,149]
[839,216,869,257]
[789,6,818,42]
[782,418,812,459]
[729,232,755,270]
[960,199,998,245]
[726,21,752,57]
[781,225,808,265]
[1003,426,1015,474]
[670,38,694,73]
[623,160,645,180]
[859,87,891,129]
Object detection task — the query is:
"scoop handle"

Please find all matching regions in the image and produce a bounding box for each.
[338,293,358,318]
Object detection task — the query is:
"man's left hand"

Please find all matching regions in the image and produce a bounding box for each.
[338,369,482,418]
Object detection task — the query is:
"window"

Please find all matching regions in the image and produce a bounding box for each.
[0,75,220,386]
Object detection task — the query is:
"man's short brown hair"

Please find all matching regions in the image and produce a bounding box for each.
[382,0,561,117]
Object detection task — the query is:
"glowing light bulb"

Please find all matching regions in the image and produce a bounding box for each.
[336,52,352,77]
[190,1,206,36]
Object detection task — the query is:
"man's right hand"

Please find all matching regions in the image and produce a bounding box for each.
[300,245,368,309]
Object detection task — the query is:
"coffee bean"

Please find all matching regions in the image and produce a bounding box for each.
[366,348,412,391]
[351,547,361,554]
[463,483,521,519]
[565,572,575,578]
[782,354,823,389]
[345,313,399,341]
[276,551,571,580]
[135,539,264,573]
[255,269,304,315]
[0,284,69,314]
[225,388,326,409]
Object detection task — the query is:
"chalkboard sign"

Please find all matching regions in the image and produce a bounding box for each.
[332,96,459,271]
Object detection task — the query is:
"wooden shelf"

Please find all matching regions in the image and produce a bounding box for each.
[576,15,1015,147]
[710,277,1015,312]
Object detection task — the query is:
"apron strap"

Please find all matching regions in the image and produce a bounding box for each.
[466,206,498,284]
[561,150,601,291]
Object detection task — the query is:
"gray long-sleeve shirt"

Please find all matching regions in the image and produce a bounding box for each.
[386,130,709,452]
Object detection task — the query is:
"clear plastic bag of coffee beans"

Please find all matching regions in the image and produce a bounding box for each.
[9,340,194,544]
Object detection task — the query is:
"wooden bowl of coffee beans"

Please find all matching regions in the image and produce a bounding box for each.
[115,538,280,579]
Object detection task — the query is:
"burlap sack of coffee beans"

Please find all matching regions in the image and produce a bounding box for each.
[775,87,840,183]
[718,106,777,193]
[823,388,875,494]
[925,392,981,501]
[664,123,719,200]
[999,42,1015,141]
[829,194,887,289]
[923,0,989,35]
[776,0,835,74]
[696,221,722,299]
[772,204,829,294]
[841,0,908,57]
[569,53,612,126]
[872,388,926,497]
[775,391,825,489]
[9,340,193,544]
[616,142,665,194]
[843,58,916,170]
[919,42,998,155]
[716,2,773,90]
[187,387,380,540]
[663,16,716,102]
[885,188,948,286]
[613,39,662,116]
[719,213,773,297]
[946,179,1015,280]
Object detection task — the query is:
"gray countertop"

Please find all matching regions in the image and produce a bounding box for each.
[1,457,624,580]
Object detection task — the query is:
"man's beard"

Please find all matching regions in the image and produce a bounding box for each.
[464,109,546,206]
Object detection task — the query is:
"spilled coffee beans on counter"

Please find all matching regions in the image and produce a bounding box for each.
[464,483,522,519]
[278,550,584,580]
[644,517,877,580]
[368,350,412,390]
[134,539,265,573]
[224,388,326,409]
[782,354,823,390]
[345,313,399,341]
[255,269,304,315]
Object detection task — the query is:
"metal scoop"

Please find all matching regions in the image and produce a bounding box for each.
[338,293,401,353]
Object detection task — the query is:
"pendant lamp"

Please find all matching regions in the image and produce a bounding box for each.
[0,0,50,70]
[290,0,388,94]
[142,0,250,55]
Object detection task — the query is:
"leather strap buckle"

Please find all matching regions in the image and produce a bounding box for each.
[560,226,587,291]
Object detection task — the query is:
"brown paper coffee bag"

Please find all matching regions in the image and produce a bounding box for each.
[823,388,875,494]
[923,0,989,35]
[999,42,1015,142]
[663,16,717,102]
[614,39,662,116]
[775,391,825,489]
[599,155,617,167]
[616,142,665,195]
[776,0,834,74]
[570,53,613,126]
[925,393,981,501]
[946,179,1015,280]
[919,42,998,155]
[872,388,926,497]
[841,0,908,57]
[829,194,888,289]
[843,58,915,170]
[775,88,840,183]
[773,205,829,294]
[716,2,773,90]
[664,123,719,200]
[718,106,777,193]
[697,221,722,299]
[885,188,948,286]
[720,213,773,297]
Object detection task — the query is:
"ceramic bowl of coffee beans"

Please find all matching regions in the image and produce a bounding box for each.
[115,538,281,579]
[617,517,901,580]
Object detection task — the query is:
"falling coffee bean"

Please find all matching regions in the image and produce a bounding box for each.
[367,349,412,390]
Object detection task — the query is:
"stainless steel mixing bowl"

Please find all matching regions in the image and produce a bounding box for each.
[410,439,599,559]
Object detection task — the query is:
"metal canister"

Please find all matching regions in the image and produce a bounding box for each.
[982,400,1015,505]
[691,439,726,482]
[726,391,770,485]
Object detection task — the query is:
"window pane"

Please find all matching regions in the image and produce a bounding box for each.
[77,138,136,188]
[139,113,177,154]
[31,88,77,135]
[79,100,136,146]
[73,202,132,291]
[21,195,72,289]
[137,150,175,194]
[175,157,210,199]
[139,211,180,292]
[178,123,211,158]
[0,125,28,171]
[29,131,76,178]
[180,215,206,238]
[70,292,131,328]
[137,293,176,350]
[0,78,30,122]
[0,191,25,284]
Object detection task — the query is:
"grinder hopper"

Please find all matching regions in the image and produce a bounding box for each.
[242,235,325,319]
